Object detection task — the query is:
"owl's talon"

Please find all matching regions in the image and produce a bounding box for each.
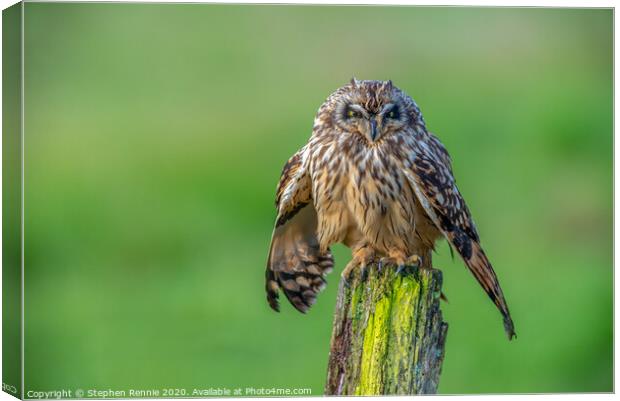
[341,245,376,284]
[341,261,356,283]
[379,257,396,267]
[396,264,407,275]
[360,264,369,281]
[377,259,384,273]
[407,254,422,267]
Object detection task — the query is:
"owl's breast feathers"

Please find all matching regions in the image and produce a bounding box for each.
[307,134,439,255]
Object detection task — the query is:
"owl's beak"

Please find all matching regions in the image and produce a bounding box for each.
[369,119,379,142]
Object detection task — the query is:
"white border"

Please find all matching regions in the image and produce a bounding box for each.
[3,0,618,6]
[0,2,615,401]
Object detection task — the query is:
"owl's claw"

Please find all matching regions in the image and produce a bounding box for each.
[407,254,422,267]
[341,261,356,286]
[360,264,369,281]
[379,256,396,267]
[379,257,404,274]
[341,245,375,285]
[379,254,422,275]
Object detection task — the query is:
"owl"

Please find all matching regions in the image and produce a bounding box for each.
[265,79,515,340]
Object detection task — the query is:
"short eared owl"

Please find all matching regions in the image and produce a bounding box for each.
[265,79,515,339]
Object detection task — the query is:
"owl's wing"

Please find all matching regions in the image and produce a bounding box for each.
[266,146,334,313]
[404,134,516,340]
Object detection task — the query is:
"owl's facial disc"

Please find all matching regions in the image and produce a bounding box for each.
[341,102,404,143]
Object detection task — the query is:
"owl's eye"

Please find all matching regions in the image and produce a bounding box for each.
[385,105,400,120]
[345,107,362,119]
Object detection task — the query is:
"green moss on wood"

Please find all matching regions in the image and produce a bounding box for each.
[356,293,391,395]
[325,264,448,395]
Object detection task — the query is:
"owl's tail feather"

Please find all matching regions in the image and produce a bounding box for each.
[266,204,334,312]
[446,226,516,340]
[463,240,516,340]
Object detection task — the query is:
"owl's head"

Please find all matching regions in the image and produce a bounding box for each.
[328,78,424,144]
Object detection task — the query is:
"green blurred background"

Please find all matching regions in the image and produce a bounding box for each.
[21,3,611,395]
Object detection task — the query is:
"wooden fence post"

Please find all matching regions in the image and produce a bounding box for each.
[324,259,448,395]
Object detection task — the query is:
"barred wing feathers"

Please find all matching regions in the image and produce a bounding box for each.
[405,135,516,340]
[266,147,334,313]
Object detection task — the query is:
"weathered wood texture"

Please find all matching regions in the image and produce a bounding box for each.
[324,262,448,395]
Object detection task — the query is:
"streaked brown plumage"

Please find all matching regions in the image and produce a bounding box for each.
[266,79,515,340]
